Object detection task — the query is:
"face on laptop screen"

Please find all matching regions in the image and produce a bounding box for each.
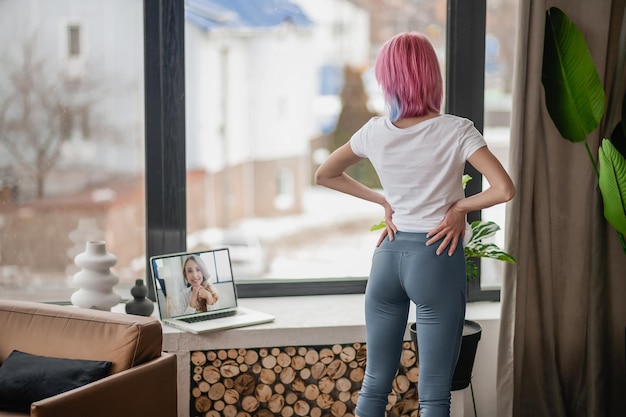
[151,249,237,319]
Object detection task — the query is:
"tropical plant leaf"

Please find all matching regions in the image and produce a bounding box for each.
[598,139,626,234]
[542,7,605,143]
[467,220,500,243]
[465,242,517,264]
[464,220,516,264]
[370,220,386,231]
[462,174,472,189]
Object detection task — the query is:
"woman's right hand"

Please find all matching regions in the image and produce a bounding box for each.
[197,287,216,305]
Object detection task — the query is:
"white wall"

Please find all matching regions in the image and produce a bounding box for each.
[460,305,501,417]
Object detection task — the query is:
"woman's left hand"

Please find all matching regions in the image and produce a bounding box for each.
[376,201,397,247]
[426,203,466,256]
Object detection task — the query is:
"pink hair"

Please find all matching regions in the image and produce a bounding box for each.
[374,32,443,121]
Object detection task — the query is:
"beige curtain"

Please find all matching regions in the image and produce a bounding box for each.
[498,1,626,416]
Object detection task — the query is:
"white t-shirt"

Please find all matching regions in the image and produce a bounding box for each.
[350,114,486,235]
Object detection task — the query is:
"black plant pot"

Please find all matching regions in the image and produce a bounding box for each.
[409,319,482,390]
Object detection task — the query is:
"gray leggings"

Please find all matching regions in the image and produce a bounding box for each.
[355,232,466,417]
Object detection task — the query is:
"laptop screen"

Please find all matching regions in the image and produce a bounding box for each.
[150,248,238,319]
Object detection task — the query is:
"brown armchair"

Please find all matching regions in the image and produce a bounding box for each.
[0,299,177,417]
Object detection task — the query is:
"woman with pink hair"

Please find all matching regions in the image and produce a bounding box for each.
[315,32,514,417]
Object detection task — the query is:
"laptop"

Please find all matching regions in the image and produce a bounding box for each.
[149,247,275,334]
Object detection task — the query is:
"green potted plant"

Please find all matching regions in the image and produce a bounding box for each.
[542,6,626,254]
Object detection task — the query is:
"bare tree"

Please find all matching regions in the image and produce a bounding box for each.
[0,38,112,199]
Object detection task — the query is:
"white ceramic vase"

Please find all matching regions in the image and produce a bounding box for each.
[70,240,121,311]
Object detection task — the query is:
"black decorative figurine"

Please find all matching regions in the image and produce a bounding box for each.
[125,279,154,316]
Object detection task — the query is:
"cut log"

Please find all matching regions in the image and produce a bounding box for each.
[281,405,294,417]
[349,367,364,383]
[331,400,347,417]
[195,396,212,413]
[240,395,260,413]
[244,350,259,365]
[221,360,241,378]
[208,382,226,401]
[291,355,306,370]
[274,383,285,394]
[234,374,256,395]
[305,349,320,365]
[392,374,410,394]
[255,384,272,402]
[224,388,240,404]
[262,354,277,369]
[280,366,297,384]
[277,352,291,367]
[191,351,207,366]
[285,392,298,405]
[300,367,311,380]
[326,359,347,379]
[198,381,210,393]
[291,378,306,394]
[255,409,274,417]
[340,346,356,363]
[318,376,335,394]
[400,349,416,368]
[303,383,320,401]
[335,377,351,392]
[259,368,276,385]
[316,393,334,409]
[356,347,367,367]
[311,362,327,380]
[203,366,221,384]
[319,348,334,364]
[268,393,286,413]
[294,400,311,416]
[223,404,237,417]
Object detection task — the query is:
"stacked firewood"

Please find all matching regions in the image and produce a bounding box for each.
[190,341,419,417]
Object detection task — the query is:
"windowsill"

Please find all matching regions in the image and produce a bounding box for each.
[160,294,501,351]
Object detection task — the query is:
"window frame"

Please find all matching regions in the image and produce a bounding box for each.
[143,0,499,302]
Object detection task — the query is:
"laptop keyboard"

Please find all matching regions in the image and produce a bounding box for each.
[179,310,237,323]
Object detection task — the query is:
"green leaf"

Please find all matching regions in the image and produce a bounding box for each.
[370,221,386,231]
[464,220,517,267]
[467,220,500,243]
[462,174,472,189]
[542,7,605,143]
[598,139,626,234]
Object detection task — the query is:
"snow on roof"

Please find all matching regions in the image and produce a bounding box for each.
[185,0,313,31]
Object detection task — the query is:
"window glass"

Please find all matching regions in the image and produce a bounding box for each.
[481,0,518,289]
[0,0,518,302]
[0,0,145,302]
[184,0,449,282]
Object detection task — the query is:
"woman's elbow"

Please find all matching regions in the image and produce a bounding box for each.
[502,182,516,202]
[314,168,329,187]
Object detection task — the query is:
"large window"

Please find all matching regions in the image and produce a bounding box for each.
[0,0,516,303]
[0,0,146,302]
